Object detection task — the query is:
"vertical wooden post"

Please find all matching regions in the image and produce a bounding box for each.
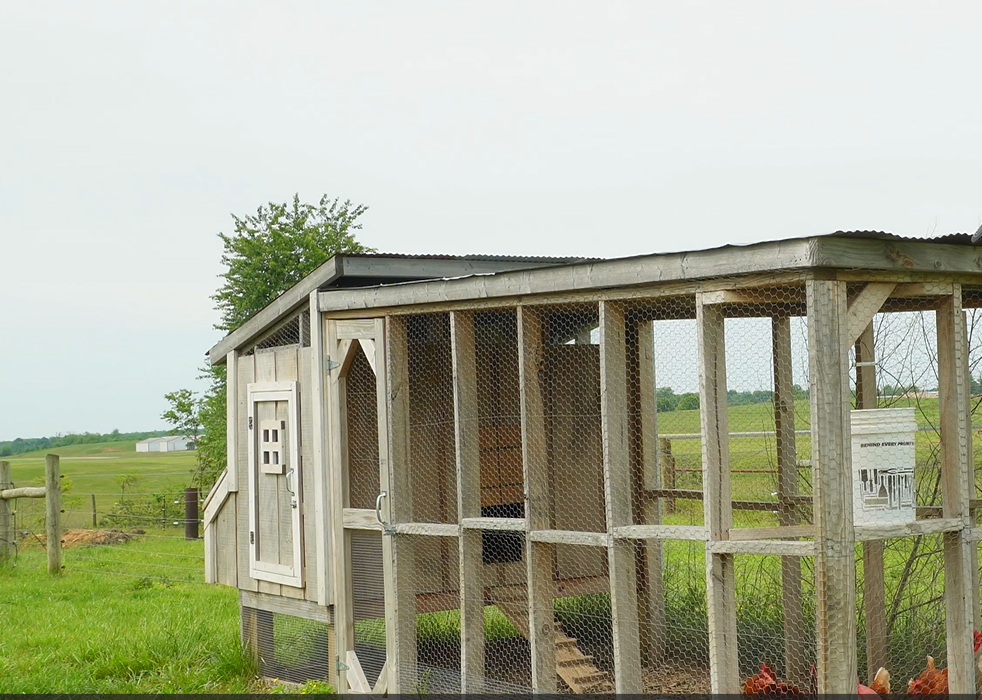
[600,301,643,694]
[308,294,331,607]
[659,439,676,513]
[773,315,807,686]
[806,280,856,694]
[90,494,97,528]
[0,461,12,563]
[937,287,976,695]
[452,311,485,693]
[184,488,199,540]
[855,323,888,679]
[326,319,352,692]
[638,320,666,665]
[45,454,62,575]
[517,306,557,693]
[384,316,416,694]
[963,311,982,693]
[697,295,739,694]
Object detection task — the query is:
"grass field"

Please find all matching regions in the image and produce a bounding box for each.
[0,537,258,693]
[4,444,198,531]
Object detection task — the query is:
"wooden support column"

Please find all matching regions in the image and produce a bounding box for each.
[326,319,352,692]
[451,311,485,693]
[855,323,888,679]
[963,311,982,692]
[384,316,416,694]
[937,287,976,695]
[773,315,807,686]
[638,320,666,664]
[517,306,557,693]
[308,294,331,606]
[45,454,61,575]
[0,461,12,563]
[600,301,643,694]
[697,295,739,694]
[806,280,856,694]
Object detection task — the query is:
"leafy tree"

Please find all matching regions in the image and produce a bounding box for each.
[212,194,373,332]
[172,194,374,493]
[161,388,202,445]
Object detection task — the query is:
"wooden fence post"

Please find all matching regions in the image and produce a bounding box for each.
[91,494,97,528]
[0,461,12,563]
[659,438,675,513]
[46,454,62,575]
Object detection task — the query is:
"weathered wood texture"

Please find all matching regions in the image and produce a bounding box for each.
[45,454,62,575]
[773,315,808,687]
[518,306,557,692]
[385,316,417,693]
[937,287,976,694]
[697,296,738,693]
[600,301,642,694]
[452,311,485,692]
[0,462,12,562]
[637,320,666,664]
[855,323,888,680]
[807,280,856,694]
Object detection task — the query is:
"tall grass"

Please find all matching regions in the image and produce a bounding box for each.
[0,538,257,693]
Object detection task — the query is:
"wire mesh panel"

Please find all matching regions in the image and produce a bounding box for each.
[344,344,380,511]
[350,530,386,688]
[241,605,332,684]
[367,279,982,695]
[407,314,457,525]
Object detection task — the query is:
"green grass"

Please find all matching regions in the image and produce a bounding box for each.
[0,537,258,693]
[4,442,198,531]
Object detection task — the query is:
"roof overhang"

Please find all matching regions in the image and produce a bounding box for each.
[207,253,592,364]
[312,234,982,317]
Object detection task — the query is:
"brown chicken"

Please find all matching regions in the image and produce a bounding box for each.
[905,630,982,696]
[742,663,804,695]
[907,656,948,696]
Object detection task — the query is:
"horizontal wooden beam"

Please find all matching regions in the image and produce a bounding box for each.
[393,522,460,537]
[240,589,332,624]
[0,486,46,500]
[460,517,526,531]
[342,508,383,531]
[728,525,814,541]
[612,524,709,541]
[529,529,609,547]
[855,517,964,542]
[709,540,816,556]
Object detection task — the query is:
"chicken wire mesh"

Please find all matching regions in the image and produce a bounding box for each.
[241,606,332,685]
[331,279,982,694]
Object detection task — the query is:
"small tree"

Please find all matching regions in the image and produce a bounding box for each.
[161,388,202,446]
[169,194,374,493]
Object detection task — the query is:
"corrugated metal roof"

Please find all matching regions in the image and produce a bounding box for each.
[342,252,600,263]
[827,230,978,245]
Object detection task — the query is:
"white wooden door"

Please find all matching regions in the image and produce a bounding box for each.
[247,380,304,587]
[328,318,394,694]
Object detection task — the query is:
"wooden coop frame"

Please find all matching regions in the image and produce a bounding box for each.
[204,235,982,694]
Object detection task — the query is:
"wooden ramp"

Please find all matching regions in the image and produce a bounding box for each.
[489,587,614,694]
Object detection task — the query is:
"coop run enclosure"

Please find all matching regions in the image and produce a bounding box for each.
[202,235,982,694]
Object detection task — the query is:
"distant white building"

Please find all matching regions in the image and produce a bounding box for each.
[135,436,195,453]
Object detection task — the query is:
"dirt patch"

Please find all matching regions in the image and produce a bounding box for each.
[58,529,143,547]
[643,664,712,694]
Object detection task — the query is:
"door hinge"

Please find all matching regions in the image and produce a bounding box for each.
[336,659,349,672]
[250,531,255,545]
[326,356,340,373]
[248,416,253,430]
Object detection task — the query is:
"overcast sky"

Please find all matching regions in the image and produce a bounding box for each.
[2,2,981,440]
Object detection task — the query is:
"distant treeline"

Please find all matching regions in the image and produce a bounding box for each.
[0,429,171,457]
[656,385,809,412]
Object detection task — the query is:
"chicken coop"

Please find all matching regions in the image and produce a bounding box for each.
[203,234,982,694]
